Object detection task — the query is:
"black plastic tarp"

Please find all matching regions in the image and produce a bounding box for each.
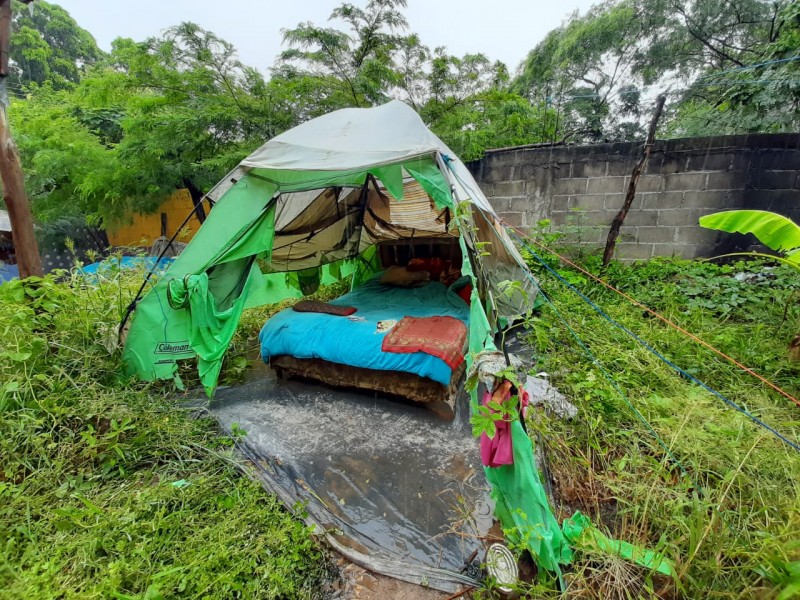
[207,366,492,592]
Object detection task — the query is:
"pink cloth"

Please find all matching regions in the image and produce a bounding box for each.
[479,384,529,468]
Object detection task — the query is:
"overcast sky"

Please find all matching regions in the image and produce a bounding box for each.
[54,0,598,74]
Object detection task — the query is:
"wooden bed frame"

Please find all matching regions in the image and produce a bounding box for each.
[270,355,465,419]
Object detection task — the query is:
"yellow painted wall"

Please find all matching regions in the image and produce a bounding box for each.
[107,189,211,248]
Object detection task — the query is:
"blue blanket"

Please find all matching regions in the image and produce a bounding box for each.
[259,277,470,385]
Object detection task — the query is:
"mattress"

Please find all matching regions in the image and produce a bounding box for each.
[259,276,470,385]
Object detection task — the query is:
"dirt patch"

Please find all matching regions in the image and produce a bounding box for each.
[328,558,473,599]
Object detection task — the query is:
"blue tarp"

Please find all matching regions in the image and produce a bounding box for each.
[80,256,174,276]
[0,263,19,283]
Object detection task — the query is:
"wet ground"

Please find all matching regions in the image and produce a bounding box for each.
[206,361,492,593]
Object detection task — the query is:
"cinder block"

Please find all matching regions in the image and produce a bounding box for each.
[750,170,797,190]
[490,197,507,210]
[650,191,685,210]
[508,197,530,212]
[480,164,513,183]
[484,160,513,183]
[493,180,526,197]
[617,243,654,260]
[682,191,725,209]
[497,211,523,227]
[651,244,680,258]
[679,244,715,259]
[636,176,664,193]
[665,172,708,191]
[550,195,572,212]
[686,152,736,171]
[517,163,550,183]
[581,210,614,226]
[553,178,588,195]
[657,155,687,175]
[657,208,703,227]
[635,226,677,244]
[554,162,572,175]
[719,189,749,208]
[750,150,800,171]
[488,199,506,213]
[607,158,638,176]
[637,192,662,210]
[764,189,800,213]
[621,210,658,226]
[706,171,742,190]
[604,193,626,211]
[574,194,606,211]
[571,161,608,178]
[587,176,627,194]
[675,227,715,244]
[730,153,751,171]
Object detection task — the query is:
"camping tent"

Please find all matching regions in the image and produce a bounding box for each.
[122,100,536,391]
[121,100,571,577]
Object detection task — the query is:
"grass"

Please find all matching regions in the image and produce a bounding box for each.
[512,248,800,598]
[3,249,799,599]
[0,266,328,599]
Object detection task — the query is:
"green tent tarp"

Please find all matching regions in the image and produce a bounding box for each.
[121,100,573,577]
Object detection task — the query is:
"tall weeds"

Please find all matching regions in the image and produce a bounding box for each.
[0,266,326,599]
[523,254,800,598]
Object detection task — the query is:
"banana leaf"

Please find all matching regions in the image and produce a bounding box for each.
[699,210,800,262]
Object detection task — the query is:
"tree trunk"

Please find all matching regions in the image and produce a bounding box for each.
[602,94,666,268]
[0,0,42,279]
[0,106,42,278]
[182,178,207,224]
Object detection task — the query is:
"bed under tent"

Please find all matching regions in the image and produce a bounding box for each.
[120,100,579,585]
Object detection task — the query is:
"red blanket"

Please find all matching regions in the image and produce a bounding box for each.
[381,316,467,370]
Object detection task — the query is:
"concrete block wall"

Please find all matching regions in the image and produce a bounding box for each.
[466,134,800,259]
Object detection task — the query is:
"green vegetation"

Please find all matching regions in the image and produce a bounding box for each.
[0,267,328,599]
[9,0,799,246]
[512,243,800,597]
[3,244,799,599]
[700,210,800,266]
[516,0,800,141]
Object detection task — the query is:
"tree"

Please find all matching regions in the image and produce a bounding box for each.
[280,0,409,107]
[515,1,652,143]
[515,0,796,142]
[427,89,558,161]
[12,90,118,224]
[13,22,301,228]
[279,0,545,158]
[12,0,559,240]
[666,1,800,136]
[9,0,102,89]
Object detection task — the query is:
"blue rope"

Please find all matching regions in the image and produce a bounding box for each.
[534,284,702,490]
[509,230,800,454]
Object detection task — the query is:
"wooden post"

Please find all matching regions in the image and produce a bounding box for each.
[601,94,666,268]
[0,0,42,278]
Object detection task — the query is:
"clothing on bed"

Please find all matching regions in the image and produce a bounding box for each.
[259,275,470,386]
[381,316,467,369]
[292,300,357,316]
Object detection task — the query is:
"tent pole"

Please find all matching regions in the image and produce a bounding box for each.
[118,194,212,341]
